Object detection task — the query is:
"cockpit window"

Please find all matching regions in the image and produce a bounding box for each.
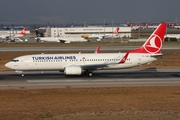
[11,59,19,62]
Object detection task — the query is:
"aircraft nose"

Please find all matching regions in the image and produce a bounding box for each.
[5,62,11,69]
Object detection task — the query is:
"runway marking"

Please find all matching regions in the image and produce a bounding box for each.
[1,81,180,88]
[27,80,88,82]
[27,78,180,83]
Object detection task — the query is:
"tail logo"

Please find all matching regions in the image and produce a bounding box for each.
[143,34,162,53]
[114,28,119,34]
[20,28,26,34]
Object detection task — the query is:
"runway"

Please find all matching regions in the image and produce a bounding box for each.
[0,68,180,89]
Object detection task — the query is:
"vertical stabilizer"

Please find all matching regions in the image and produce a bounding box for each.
[130,23,167,54]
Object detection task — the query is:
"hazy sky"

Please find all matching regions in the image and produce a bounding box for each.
[0,0,180,25]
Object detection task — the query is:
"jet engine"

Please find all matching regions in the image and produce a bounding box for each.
[64,66,82,75]
[6,36,15,41]
[81,34,89,38]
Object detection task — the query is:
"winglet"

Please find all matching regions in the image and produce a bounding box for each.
[94,46,100,54]
[119,52,129,64]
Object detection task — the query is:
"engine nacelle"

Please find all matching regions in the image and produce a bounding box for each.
[6,36,15,41]
[64,66,82,75]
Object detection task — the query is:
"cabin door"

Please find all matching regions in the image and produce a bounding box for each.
[137,55,141,65]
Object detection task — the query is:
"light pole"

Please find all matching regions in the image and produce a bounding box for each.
[103,18,105,36]
[138,19,140,39]
[111,18,114,42]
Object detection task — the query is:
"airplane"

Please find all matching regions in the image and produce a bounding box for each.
[82,27,120,41]
[0,27,26,42]
[35,36,88,43]
[58,36,88,43]
[35,29,88,43]
[5,23,167,77]
[165,34,180,39]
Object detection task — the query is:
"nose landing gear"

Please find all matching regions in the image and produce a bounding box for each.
[15,71,24,77]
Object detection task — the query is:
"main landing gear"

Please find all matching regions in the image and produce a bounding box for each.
[84,71,93,77]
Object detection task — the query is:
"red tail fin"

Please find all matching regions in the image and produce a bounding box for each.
[20,27,26,34]
[113,27,119,34]
[130,23,167,54]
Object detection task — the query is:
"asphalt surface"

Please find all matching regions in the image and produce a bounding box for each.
[0,46,180,52]
[0,68,180,89]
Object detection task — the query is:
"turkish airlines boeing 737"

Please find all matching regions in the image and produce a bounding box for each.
[0,27,26,39]
[35,29,88,43]
[5,23,167,76]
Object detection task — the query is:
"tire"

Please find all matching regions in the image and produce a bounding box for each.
[88,72,93,77]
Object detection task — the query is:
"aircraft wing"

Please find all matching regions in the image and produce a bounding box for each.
[97,35,105,39]
[58,38,70,43]
[59,39,66,43]
[79,52,129,71]
[80,63,109,70]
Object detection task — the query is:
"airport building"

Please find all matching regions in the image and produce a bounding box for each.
[45,26,131,38]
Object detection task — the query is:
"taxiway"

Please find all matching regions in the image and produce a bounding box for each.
[0,46,180,52]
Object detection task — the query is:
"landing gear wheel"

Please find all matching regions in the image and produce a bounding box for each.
[88,72,93,77]
[84,71,93,77]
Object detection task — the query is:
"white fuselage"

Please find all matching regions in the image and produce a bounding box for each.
[59,36,88,43]
[89,33,118,39]
[5,53,160,71]
[36,37,60,42]
[0,33,24,39]
[37,36,88,43]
